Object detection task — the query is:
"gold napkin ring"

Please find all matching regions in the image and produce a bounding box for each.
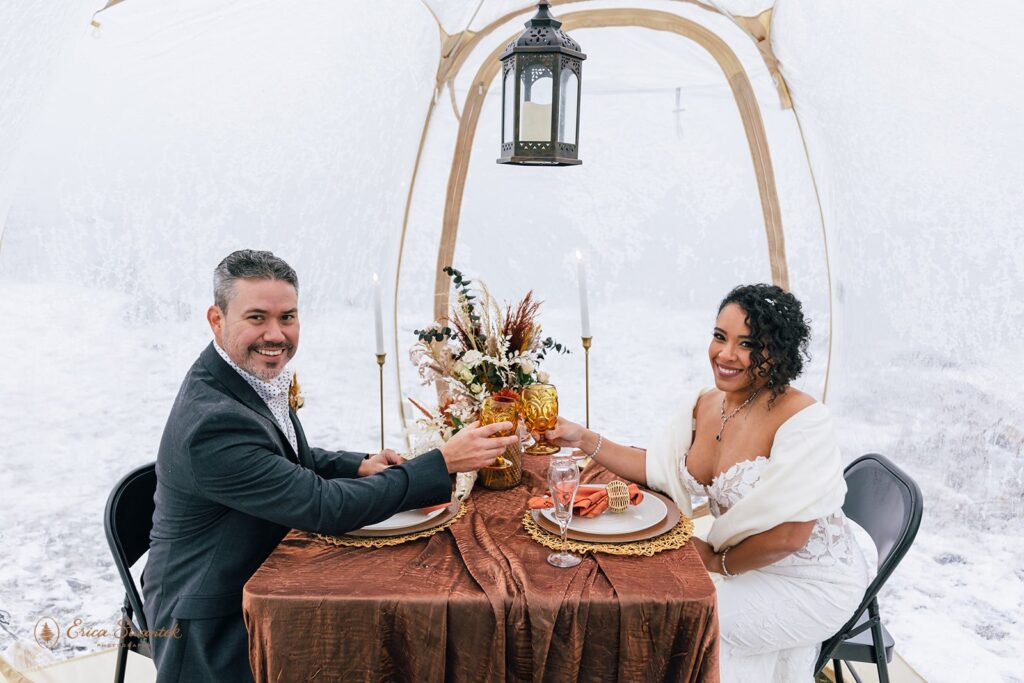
[606,480,630,513]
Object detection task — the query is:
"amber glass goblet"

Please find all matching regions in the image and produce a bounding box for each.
[480,395,519,466]
[522,383,561,455]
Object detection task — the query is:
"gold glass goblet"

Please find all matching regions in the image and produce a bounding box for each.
[522,383,561,455]
[479,395,519,467]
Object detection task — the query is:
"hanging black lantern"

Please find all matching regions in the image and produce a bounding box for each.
[497,2,586,166]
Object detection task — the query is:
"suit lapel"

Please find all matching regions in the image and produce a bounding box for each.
[199,343,300,463]
[290,411,313,469]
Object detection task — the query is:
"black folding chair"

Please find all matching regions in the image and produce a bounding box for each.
[104,462,157,683]
[815,453,924,683]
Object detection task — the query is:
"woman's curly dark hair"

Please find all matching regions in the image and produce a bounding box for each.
[718,284,810,408]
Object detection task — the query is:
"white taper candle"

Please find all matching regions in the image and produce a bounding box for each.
[372,273,385,355]
[576,250,591,338]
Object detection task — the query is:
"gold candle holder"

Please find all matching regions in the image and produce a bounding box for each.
[376,353,386,451]
[582,336,592,429]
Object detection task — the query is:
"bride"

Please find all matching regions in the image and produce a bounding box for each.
[545,284,871,681]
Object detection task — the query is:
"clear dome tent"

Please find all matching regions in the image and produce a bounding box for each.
[1,1,1021,680]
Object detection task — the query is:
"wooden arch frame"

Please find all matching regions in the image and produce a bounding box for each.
[430,9,789,320]
[393,4,833,437]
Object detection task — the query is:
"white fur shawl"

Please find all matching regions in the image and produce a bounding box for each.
[644,388,846,552]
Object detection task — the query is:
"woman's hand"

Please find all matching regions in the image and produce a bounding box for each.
[542,416,587,450]
[690,537,721,573]
[540,423,649,486]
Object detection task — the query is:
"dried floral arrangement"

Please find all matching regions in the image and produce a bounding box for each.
[408,266,569,443]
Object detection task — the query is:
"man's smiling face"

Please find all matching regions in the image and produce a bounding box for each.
[207,277,299,380]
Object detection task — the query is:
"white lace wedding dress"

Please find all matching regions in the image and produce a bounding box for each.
[680,454,872,682]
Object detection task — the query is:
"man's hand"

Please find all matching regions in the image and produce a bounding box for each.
[440,421,520,473]
[357,448,405,477]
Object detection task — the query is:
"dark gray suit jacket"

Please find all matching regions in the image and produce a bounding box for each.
[142,343,451,682]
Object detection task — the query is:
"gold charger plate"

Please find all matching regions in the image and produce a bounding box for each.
[346,499,460,538]
[531,488,681,543]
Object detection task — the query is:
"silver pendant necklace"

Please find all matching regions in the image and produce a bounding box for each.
[716,389,761,442]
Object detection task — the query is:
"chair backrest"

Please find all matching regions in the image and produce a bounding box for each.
[821,453,923,656]
[843,453,923,583]
[104,462,157,633]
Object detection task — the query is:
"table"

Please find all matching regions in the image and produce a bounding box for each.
[243,456,719,682]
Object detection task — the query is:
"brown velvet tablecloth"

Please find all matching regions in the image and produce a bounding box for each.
[243,457,719,682]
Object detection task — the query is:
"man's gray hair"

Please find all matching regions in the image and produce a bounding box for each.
[213,250,299,311]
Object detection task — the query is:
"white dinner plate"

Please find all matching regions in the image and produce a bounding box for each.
[359,506,446,532]
[540,484,668,535]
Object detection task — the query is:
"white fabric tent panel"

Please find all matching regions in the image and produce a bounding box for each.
[773,1,1024,679]
[446,0,780,104]
[423,0,776,36]
[708,0,773,16]
[452,21,776,98]
[0,1,93,239]
[3,0,439,314]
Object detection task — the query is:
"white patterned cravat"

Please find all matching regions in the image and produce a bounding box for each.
[214,342,298,453]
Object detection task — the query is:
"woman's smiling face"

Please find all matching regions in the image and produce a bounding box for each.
[709,303,763,392]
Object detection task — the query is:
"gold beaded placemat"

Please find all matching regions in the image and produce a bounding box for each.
[522,511,694,557]
[317,503,468,549]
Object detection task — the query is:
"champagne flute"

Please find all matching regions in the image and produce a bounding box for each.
[479,395,518,467]
[546,454,582,567]
[522,383,560,455]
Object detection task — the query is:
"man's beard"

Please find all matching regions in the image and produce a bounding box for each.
[224,335,294,380]
[243,342,294,380]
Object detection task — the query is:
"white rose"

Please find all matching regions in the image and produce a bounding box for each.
[519,358,535,375]
[462,350,484,368]
[537,371,550,383]
[470,382,484,394]
[452,361,472,381]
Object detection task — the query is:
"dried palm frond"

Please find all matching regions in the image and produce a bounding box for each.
[477,281,504,357]
[503,291,542,356]
[407,396,437,420]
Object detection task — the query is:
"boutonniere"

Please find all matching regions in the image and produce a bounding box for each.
[289,374,305,411]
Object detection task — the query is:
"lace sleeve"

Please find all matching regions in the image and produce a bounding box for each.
[793,513,858,566]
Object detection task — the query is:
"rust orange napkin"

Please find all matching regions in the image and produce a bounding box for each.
[527,484,643,518]
[420,502,451,515]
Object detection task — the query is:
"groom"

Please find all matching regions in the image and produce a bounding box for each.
[142,249,515,682]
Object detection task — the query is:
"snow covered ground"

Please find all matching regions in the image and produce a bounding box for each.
[0,281,1020,681]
